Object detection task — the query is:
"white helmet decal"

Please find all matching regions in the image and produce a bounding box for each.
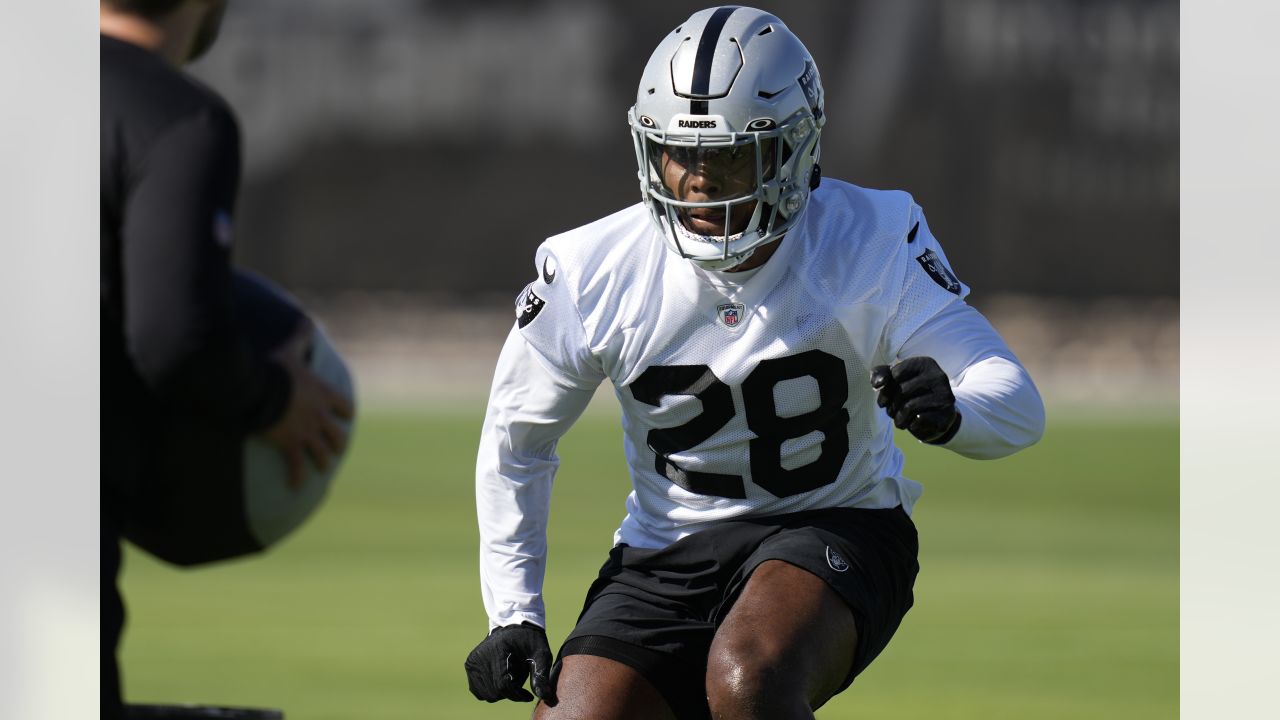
[628,6,825,270]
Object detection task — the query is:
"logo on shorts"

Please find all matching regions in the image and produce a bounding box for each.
[717,303,745,328]
[826,546,850,573]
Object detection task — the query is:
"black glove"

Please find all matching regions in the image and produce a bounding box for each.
[464,622,557,705]
[870,357,961,444]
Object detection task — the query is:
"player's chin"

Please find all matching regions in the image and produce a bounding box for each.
[681,209,753,237]
[684,215,728,236]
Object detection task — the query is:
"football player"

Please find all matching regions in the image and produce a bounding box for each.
[102,1,354,716]
[465,7,1045,719]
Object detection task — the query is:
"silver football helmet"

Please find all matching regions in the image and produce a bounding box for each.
[629,6,825,270]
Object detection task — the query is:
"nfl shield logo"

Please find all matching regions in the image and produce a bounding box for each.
[717,303,744,328]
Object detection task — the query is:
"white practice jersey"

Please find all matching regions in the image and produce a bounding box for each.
[477,179,1045,629]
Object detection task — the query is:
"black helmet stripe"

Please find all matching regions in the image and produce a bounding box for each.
[689,6,740,115]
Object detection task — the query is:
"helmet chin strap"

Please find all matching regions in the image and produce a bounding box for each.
[673,218,748,248]
[709,247,756,272]
[673,223,757,271]
[671,199,766,270]
[694,250,756,272]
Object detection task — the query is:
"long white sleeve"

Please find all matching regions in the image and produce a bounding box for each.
[897,302,1046,459]
[476,326,599,630]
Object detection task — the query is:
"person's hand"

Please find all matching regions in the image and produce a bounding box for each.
[263,320,354,489]
[464,623,557,705]
[870,357,961,444]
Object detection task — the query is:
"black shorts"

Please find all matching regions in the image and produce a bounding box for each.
[558,505,919,719]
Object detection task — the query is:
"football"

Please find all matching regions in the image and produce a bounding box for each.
[242,307,354,549]
[123,271,356,566]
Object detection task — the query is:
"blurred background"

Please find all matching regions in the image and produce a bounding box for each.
[188,0,1177,410]
[119,1,1178,718]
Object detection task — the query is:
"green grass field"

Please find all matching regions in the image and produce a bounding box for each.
[120,407,1177,719]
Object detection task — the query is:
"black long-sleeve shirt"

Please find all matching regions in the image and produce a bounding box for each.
[101,35,288,504]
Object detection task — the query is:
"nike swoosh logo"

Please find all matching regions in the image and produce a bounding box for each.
[542,257,556,284]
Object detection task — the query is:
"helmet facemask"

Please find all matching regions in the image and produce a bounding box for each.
[630,108,821,271]
[627,7,826,271]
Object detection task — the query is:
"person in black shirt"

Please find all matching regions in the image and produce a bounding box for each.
[101,1,353,716]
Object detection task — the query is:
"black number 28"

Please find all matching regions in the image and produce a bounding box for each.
[629,349,850,499]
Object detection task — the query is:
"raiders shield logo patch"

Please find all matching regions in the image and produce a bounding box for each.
[826,546,850,573]
[515,285,546,328]
[916,248,962,295]
[798,60,823,120]
[717,303,745,328]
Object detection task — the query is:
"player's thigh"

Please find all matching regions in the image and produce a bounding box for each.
[707,559,858,708]
[533,654,677,720]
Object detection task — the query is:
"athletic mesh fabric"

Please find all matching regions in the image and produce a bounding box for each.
[518,180,971,549]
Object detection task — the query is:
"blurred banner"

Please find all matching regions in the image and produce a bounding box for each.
[190,0,1177,303]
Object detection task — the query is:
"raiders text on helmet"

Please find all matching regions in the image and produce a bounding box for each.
[628,6,825,270]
